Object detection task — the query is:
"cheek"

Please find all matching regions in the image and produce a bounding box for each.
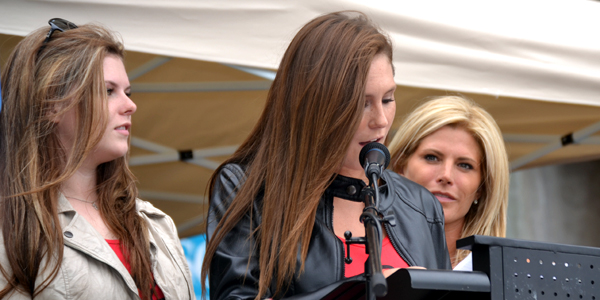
[403,160,433,186]
[385,104,396,126]
[357,112,370,133]
[457,174,482,198]
[108,101,119,116]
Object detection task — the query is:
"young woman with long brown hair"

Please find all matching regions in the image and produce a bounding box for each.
[201,11,451,300]
[0,19,194,299]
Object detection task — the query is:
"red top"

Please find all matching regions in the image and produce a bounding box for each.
[339,235,409,278]
[106,239,165,300]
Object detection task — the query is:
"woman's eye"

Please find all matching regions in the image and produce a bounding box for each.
[459,163,473,170]
[107,88,114,96]
[424,154,438,161]
[126,92,132,97]
[383,98,395,104]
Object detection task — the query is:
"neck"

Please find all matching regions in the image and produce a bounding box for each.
[444,218,465,268]
[61,164,98,200]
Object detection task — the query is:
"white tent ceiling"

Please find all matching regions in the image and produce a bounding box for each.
[2,0,600,104]
[2,0,600,236]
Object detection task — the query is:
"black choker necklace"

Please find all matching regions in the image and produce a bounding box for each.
[326,174,388,202]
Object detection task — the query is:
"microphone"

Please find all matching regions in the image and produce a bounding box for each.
[358,142,390,181]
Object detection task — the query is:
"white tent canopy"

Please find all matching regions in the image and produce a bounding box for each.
[2,0,600,235]
[2,0,600,104]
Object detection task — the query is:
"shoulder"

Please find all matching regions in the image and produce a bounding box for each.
[208,163,258,237]
[211,163,248,206]
[215,163,247,187]
[136,200,195,299]
[383,170,432,204]
[136,198,178,234]
[136,198,167,218]
[382,170,444,224]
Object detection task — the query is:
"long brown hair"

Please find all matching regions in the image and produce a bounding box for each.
[387,96,509,266]
[0,23,156,299]
[201,11,393,299]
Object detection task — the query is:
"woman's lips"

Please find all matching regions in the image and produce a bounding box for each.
[432,192,455,202]
[359,137,381,146]
[115,123,130,135]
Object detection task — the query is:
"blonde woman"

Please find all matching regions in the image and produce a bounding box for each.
[388,95,509,270]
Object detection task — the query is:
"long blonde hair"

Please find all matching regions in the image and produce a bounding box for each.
[202,11,393,300]
[0,23,155,299]
[388,95,508,264]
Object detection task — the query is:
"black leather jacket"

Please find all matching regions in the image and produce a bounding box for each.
[208,163,451,300]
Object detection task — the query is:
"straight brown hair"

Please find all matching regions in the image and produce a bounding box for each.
[0,24,156,299]
[201,11,393,299]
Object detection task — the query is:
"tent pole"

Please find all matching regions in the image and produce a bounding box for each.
[504,134,600,145]
[128,56,172,80]
[139,190,206,204]
[509,120,600,171]
[131,80,271,93]
[130,136,237,169]
[224,63,276,80]
[177,215,206,234]
[131,136,173,152]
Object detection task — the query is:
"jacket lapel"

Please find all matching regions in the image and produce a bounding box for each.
[58,194,140,296]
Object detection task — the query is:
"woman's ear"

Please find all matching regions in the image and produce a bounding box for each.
[48,105,61,123]
[48,100,70,123]
[475,188,483,203]
[395,160,405,175]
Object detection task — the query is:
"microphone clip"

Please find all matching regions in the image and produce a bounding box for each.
[364,163,385,186]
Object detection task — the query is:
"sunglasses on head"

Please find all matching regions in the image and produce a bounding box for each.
[43,18,78,43]
[38,18,78,56]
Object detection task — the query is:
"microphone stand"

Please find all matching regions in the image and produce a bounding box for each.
[345,172,388,299]
[344,142,393,299]
[362,173,388,299]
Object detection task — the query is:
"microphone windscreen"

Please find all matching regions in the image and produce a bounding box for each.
[359,142,391,169]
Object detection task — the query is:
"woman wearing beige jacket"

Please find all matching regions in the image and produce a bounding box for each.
[0,19,194,299]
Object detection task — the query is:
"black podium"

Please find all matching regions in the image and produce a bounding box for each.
[322,235,600,299]
[462,235,600,300]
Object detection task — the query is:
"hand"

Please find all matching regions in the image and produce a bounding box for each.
[382,266,427,278]
[382,268,398,278]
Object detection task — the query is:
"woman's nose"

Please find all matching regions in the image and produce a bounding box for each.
[123,94,137,115]
[369,103,389,129]
[437,163,453,185]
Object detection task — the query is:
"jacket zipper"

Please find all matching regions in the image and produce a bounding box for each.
[384,222,416,267]
[380,173,416,267]
[327,195,346,279]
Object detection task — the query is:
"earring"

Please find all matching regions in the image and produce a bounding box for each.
[474,199,479,205]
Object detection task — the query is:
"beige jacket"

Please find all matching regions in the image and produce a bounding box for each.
[0,195,195,299]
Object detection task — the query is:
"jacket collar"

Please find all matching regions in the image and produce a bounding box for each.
[57,193,164,291]
[57,193,76,214]
[325,174,366,202]
[57,192,166,218]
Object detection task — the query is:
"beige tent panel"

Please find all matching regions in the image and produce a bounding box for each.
[123,50,600,237]
[4,32,600,237]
